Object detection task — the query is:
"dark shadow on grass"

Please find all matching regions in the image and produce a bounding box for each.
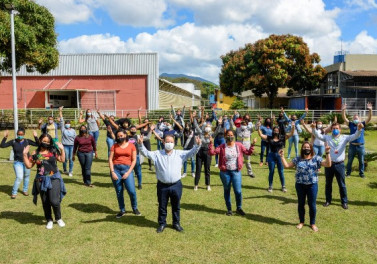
[82,214,156,229]
[181,202,294,226]
[63,178,113,188]
[93,158,109,163]
[69,203,117,214]
[0,211,45,225]
[181,184,222,190]
[0,185,12,195]
[329,198,377,207]
[242,185,270,191]
[369,182,377,189]
[244,195,297,205]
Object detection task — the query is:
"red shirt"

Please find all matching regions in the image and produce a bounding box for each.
[111,143,136,165]
[73,135,96,154]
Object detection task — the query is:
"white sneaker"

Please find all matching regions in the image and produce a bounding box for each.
[194,186,198,191]
[46,221,53,229]
[57,219,66,227]
[214,164,218,168]
[68,173,73,177]
[192,173,195,178]
[207,186,211,191]
[181,173,187,178]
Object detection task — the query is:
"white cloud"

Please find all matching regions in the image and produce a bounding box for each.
[346,0,377,10]
[347,30,377,53]
[59,34,127,53]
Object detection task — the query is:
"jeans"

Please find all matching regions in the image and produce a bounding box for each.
[220,170,242,211]
[36,178,62,221]
[134,155,142,187]
[183,158,195,174]
[89,130,99,154]
[195,148,211,186]
[174,133,184,147]
[295,183,318,225]
[260,140,270,163]
[267,152,285,188]
[157,180,182,225]
[63,145,74,173]
[214,137,226,164]
[346,144,365,176]
[12,161,30,195]
[313,145,325,157]
[325,162,348,204]
[288,134,299,159]
[156,139,163,151]
[77,151,93,185]
[106,137,115,158]
[112,164,138,212]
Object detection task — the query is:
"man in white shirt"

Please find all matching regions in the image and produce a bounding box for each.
[138,134,201,233]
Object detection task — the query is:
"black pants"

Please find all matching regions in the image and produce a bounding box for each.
[77,151,93,185]
[157,180,182,225]
[37,179,61,221]
[325,162,348,204]
[174,133,184,147]
[195,148,211,186]
[143,140,152,168]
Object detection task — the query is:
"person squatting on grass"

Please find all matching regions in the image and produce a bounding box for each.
[280,141,332,232]
[208,130,256,216]
[312,121,363,210]
[59,106,76,177]
[137,134,202,233]
[1,128,39,199]
[73,125,97,187]
[23,134,67,230]
[258,121,296,193]
[109,129,141,218]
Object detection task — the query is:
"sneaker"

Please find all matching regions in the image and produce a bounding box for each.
[133,209,141,216]
[68,172,73,177]
[46,221,53,229]
[63,171,68,175]
[181,173,187,178]
[346,174,350,178]
[11,195,16,199]
[360,174,365,178]
[236,208,246,216]
[138,185,142,190]
[249,173,255,178]
[21,192,29,196]
[282,187,287,193]
[194,186,198,191]
[207,185,211,191]
[268,187,273,193]
[116,211,126,218]
[192,172,195,178]
[226,210,233,216]
[214,164,218,168]
[148,167,153,171]
[57,219,66,227]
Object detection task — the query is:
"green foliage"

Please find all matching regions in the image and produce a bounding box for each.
[229,97,246,110]
[219,34,327,108]
[0,0,59,74]
[319,113,348,124]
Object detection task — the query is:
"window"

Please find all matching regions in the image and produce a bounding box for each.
[49,95,69,101]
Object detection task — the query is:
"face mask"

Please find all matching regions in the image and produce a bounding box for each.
[17,136,24,140]
[235,114,240,118]
[167,126,172,130]
[223,117,228,121]
[332,129,340,136]
[130,131,137,135]
[241,125,247,130]
[116,137,127,144]
[48,120,54,124]
[65,124,71,129]
[165,142,174,151]
[273,132,279,137]
[266,121,271,127]
[205,127,212,133]
[353,120,359,124]
[317,125,323,129]
[87,112,92,116]
[40,142,49,149]
[303,149,311,155]
[292,118,297,121]
[80,129,87,134]
[279,115,283,119]
[226,136,234,142]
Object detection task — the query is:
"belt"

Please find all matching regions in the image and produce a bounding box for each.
[351,143,364,146]
[333,161,344,165]
[158,180,180,186]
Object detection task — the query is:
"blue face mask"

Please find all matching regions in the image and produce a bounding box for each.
[332,129,340,136]
[353,120,359,124]
[65,124,71,129]
[17,136,24,140]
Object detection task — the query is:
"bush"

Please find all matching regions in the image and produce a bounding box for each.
[230,98,246,110]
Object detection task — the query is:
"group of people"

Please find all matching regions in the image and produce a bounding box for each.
[1,103,372,233]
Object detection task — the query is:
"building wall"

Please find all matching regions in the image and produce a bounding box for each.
[345,54,377,71]
[215,90,236,110]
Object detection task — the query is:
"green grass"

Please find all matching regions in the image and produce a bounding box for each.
[0,130,377,264]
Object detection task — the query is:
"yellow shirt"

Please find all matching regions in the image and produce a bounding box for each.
[47,123,56,139]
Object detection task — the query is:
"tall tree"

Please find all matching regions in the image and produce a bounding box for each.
[0,0,59,74]
[219,34,326,108]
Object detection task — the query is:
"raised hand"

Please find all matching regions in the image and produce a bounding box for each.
[280,107,284,113]
[56,142,64,150]
[3,130,9,138]
[106,126,112,132]
[325,142,330,153]
[137,135,144,144]
[341,104,347,111]
[305,107,309,113]
[38,118,43,124]
[150,124,156,131]
[195,136,202,145]
[367,102,373,111]
[23,145,30,155]
[59,106,64,111]
[310,121,316,129]
[278,149,284,157]
[357,122,364,131]
[252,138,257,144]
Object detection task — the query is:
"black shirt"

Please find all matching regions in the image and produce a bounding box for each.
[32,150,59,176]
[1,137,39,162]
[267,135,285,153]
[104,119,117,138]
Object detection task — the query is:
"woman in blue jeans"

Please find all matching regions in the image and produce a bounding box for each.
[258,123,295,193]
[1,128,39,199]
[59,106,76,177]
[109,129,140,218]
[280,141,331,232]
[208,130,256,216]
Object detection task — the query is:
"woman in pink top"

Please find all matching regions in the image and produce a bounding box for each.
[208,130,256,216]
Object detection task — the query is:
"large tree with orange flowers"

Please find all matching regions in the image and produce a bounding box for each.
[219,34,326,108]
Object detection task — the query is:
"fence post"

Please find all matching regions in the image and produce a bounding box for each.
[30,110,33,124]
[75,110,77,122]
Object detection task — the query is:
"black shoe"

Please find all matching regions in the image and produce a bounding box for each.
[149,167,153,171]
[156,225,166,233]
[236,208,246,216]
[360,174,365,178]
[138,185,142,190]
[133,209,141,216]
[116,211,126,218]
[226,210,233,216]
[173,223,184,232]
[342,203,348,210]
[249,173,255,178]
[323,202,331,207]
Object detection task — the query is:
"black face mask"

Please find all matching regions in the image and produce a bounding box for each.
[303,149,311,155]
[130,131,137,136]
[116,137,127,144]
[40,142,50,149]
[266,122,271,127]
[273,132,279,137]
[226,136,234,142]
[80,130,87,135]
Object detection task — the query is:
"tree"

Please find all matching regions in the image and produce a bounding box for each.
[229,97,245,110]
[202,81,217,100]
[219,34,326,108]
[0,0,59,74]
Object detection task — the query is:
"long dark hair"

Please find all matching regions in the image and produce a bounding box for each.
[36,133,60,155]
[115,129,129,142]
[264,118,272,127]
[300,141,314,159]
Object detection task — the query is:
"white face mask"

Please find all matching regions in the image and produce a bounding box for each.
[48,120,54,124]
[317,124,323,129]
[205,127,212,133]
[87,112,92,116]
[241,125,247,130]
[165,142,174,151]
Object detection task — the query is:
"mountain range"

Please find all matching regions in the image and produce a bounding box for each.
[160,73,216,85]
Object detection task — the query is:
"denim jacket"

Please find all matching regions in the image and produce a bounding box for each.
[32,171,67,205]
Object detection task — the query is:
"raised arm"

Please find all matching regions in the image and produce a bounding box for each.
[298,108,308,122]
[97,110,106,121]
[341,104,349,125]
[345,123,363,142]
[171,105,176,117]
[137,135,157,161]
[193,117,202,134]
[321,143,332,167]
[258,127,268,141]
[108,118,120,130]
[300,120,312,134]
[0,130,13,148]
[279,149,295,169]
[79,110,86,123]
[22,146,34,169]
[285,122,295,139]
[181,137,201,162]
[365,102,373,124]
[182,105,186,118]
[170,114,183,130]
[312,122,326,142]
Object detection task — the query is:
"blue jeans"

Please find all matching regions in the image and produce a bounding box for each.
[288,134,299,158]
[63,145,74,173]
[267,152,285,188]
[77,151,93,185]
[12,161,30,195]
[106,137,115,158]
[260,140,270,163]
[346,144,365,176]
[183,158,195,174]
[112,164,138,212]
[156,139,163,151]
[89,130,99,153]
[220,170,242,211]
[313,145,325,157]
[214,137,225,164]
[325,162,347,204]
[295,183,318,225]
[134,155,142,187]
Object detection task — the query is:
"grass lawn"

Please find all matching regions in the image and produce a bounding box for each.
[0,129,376,264]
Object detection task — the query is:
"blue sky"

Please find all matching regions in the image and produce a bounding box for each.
[36,0,377,83]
